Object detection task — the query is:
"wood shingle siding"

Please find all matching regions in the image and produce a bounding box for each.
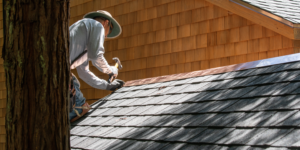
[68,0,298,104]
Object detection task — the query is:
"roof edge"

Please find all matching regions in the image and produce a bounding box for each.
[230,0,297,28]
[124,53,300,87]
[205,0,295,39]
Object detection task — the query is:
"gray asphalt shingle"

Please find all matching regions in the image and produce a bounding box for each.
[71,60,300,149]
[271,129,300,147]
[123,141,156,150]
[247,129,293,146]
[189,128,234,143]
[222,98,268,112]
[164,127,206,142]
[200,112,245,127]
[229,112,275,127]
[217,128,266,145]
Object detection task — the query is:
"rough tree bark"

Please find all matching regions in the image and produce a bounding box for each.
[3,0,70,149]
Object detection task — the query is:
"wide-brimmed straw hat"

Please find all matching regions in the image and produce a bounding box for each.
[83,10,122,39]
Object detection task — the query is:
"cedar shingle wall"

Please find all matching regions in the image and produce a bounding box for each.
[70,0,296,104]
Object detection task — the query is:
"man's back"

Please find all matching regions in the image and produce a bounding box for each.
[69,18,105,68]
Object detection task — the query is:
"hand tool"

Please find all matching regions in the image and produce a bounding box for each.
[108,57,122,83]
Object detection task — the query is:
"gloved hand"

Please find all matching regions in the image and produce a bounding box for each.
[106,79,125,91]
[110,66,118,75]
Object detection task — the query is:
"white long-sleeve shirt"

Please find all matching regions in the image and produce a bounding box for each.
[69,18,114,89]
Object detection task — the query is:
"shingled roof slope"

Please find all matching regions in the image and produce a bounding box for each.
[71,59,300,149]
[240,0,300,24]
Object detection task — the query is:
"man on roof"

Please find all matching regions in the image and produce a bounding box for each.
[69,10,124,122]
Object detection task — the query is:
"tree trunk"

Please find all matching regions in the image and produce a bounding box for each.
[3,0,70,149]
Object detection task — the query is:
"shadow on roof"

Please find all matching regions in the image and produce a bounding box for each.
[71,60,300,149]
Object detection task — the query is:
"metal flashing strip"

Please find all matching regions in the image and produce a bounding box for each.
[124,53,300,87]
[230,0,296,28]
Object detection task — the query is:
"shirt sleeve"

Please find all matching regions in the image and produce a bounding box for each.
[76,60,109,90]
[87,22,113,75]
